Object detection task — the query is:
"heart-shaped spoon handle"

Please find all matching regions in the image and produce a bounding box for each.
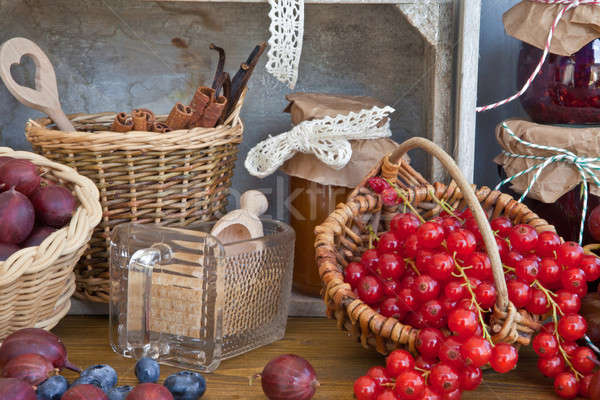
[0,37,75,132]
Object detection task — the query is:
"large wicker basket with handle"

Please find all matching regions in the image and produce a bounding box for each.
[25,95,245,303]
[0,147,101,339]
[315,137,549,355]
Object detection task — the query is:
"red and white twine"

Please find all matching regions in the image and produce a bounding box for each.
[477,0,600,113]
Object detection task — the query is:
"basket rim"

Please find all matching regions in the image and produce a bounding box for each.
[0,147,102,286]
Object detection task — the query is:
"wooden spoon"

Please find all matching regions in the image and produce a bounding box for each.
[210,190,268,244]
[0,37,75,132]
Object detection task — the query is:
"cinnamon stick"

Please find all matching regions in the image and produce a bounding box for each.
[166,102,193,130]
[152,121,171,133]
[133,108,155,126]
[132,109,151,131]
[225,42,266,119]
[199,96,228,128]
[189,87,215,127]
[110,112,133,133]
[213,71,231,99]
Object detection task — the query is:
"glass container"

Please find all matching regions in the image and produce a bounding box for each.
[290,176,352,297]
[109,219,295,372]
[518,39,600,124]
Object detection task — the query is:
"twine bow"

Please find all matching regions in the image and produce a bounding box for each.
[245,106,395,178]
[495,122,600,244]
[477,0,600,112]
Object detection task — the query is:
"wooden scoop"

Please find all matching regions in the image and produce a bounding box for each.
[210,190,268,244]
[0,37,75,132]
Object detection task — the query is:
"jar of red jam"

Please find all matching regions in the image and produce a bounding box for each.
[518,39,600,124]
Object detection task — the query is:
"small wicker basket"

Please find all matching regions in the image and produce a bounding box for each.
[0,148,101,339]
[25,95,245,303]
[315,137,548,355]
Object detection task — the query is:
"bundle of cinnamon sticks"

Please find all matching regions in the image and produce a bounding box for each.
[110,42,266,133]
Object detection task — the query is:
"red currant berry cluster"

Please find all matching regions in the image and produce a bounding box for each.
[348,181,600,399]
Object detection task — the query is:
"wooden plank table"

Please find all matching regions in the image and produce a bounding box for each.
[53,315,561,399]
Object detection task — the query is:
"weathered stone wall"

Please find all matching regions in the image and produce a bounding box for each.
[0,0,427,218]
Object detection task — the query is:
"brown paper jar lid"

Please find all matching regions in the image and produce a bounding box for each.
[280,92,401,188]
[494,119,600,203]
[503,2,600,56]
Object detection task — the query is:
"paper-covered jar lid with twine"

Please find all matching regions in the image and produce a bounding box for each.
[245,93,401,187]
[494,119,600,244]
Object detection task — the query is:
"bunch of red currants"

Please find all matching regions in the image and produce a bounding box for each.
[350,177,600,400]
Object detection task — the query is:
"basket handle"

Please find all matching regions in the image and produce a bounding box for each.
[388,137,509,311]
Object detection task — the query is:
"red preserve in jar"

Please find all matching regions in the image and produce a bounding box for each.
[518,39,600,124]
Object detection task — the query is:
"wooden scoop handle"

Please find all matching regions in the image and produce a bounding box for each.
[0,37,75,132]
[240,190,268,217]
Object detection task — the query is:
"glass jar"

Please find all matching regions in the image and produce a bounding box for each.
[290,176,352,297]
[518,39,600,124]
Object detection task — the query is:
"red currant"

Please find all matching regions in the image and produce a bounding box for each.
[438,337,465,369]
[557,242,584,269]
[345,262,366,289]
[503,251,524,268]
[368,177,391,194]
[537,355,565,378]
[440,297,457,314]
[507,280,532,308]
[421,388,442,400]
[367,366,390,390]
[375,390,397,400]
[415,356,434,371]
[557,314,587,342]
[536,231,561,257]
[416,249,434,272]
[382,188,400,207]
[402,234,419,258]
[362,249,380,270]
[441,217,461,235]
[459,365,482,391]
[416,328,444,360]
[571,346,597,375]
[414,275,441,302]
[444,280,467,302]
[538,257,561,288]
[456,298,477,312]
[397,287,417,312]
[354,376,380,400]
[416,222,445,250]
[380,298,405,320]
[441,389,462,400]
[358,275,384,304]
[475,282,497,310]
[580,254,600,281]
[391,213,421,240]
[553,372,579,399]
[378,253,405,281]
[509,224,538,253]
[560,268,587,297]
[429,363,460,393]
[532,332,559,358]
[515,257,539,284]
[555,290,581,314]
[383,280,400,297]
[464,217,483,243]
[491,217,513,238]
[427,252,454,281]
[394,371,425,400]
[446,229,477,258]
[420,300,444,324]
[578,374,593,399]
[490,343,518,373]
[561,342,578,358]
[385,349,415,377]
[378,232,401,254]
[526,288,550,315]
[447,308,478,338]
[465,252,492,280]
[405,311,428,329]
[495,237,509,260]
[461,336,492,367]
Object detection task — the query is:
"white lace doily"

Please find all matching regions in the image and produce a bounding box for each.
[245,106,395,178]
[266,0,305,89]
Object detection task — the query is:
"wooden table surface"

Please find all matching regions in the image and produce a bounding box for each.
[52,315,565,399]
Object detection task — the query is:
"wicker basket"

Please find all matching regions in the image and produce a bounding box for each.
[315,137,548,355]
[0,148,101,339]
[25,96,245,303]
